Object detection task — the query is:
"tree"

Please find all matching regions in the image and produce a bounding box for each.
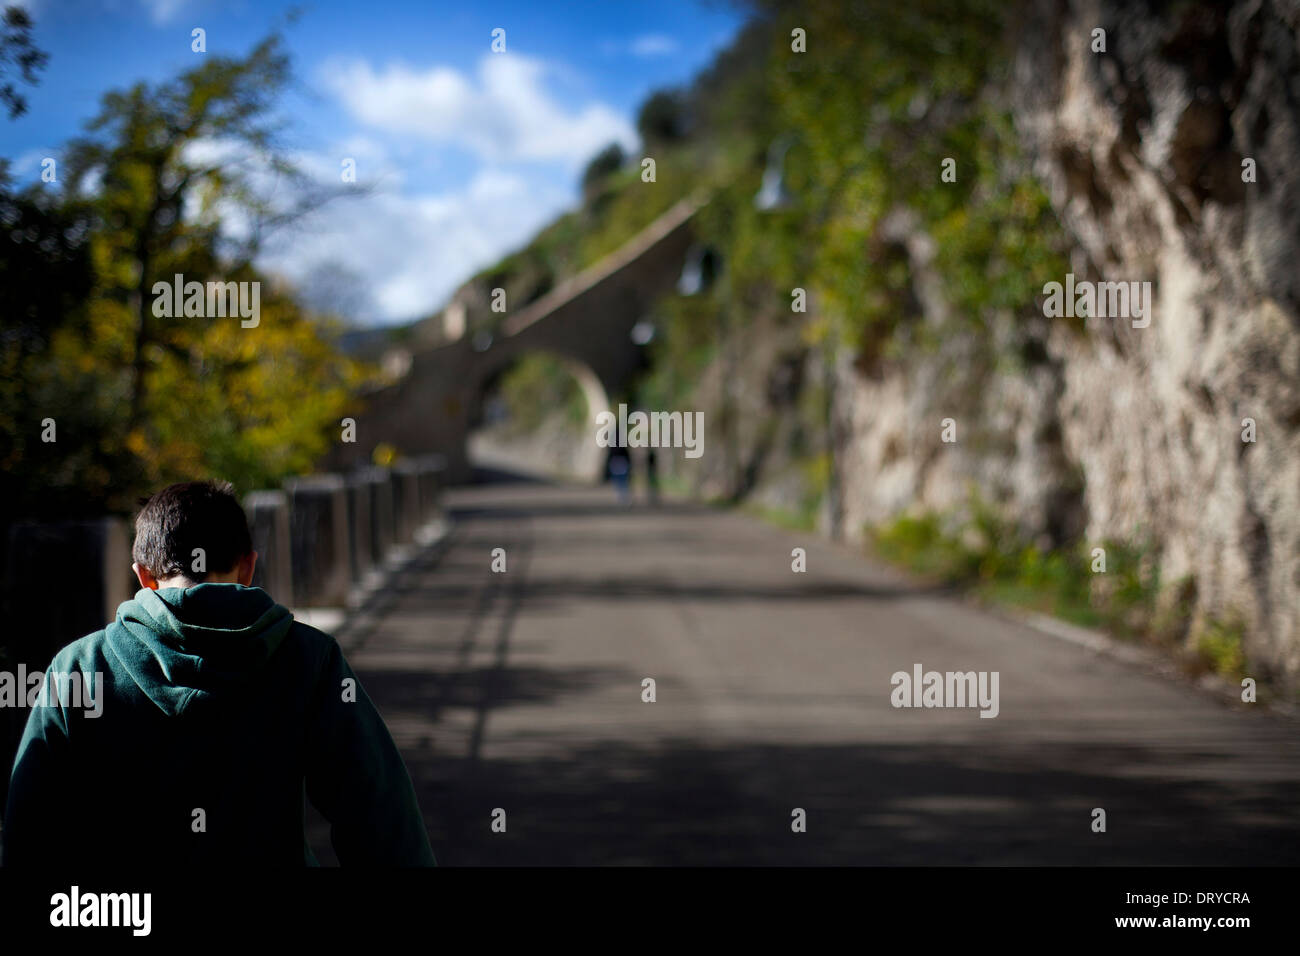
[0,5,46,119]
[581,142,626,203]
[2,33,364,513]
[0,168,103,522]
[62,34,355,428]
[636,89,687,148]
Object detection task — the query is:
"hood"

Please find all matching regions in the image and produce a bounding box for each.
[103,584,294,716]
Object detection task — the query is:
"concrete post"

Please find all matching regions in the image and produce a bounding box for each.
[0,518,131,815]
[390,462,421,545]
[285,475,350,607]
[361,467,394,565]
[413,453,447,525]
[344,473,374,584]
[244,491,293,606]
[2,517,133,665]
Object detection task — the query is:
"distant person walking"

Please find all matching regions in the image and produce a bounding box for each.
[3,480,435,867]
[645,446,660,506]
[606,439,631,503]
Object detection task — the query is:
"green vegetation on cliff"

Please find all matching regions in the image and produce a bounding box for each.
[482,0,1071,500]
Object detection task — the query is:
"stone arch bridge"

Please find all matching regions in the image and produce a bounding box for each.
[329,196,702,483]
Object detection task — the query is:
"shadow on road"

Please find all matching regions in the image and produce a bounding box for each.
[406,736,1300,866]
[305,476,1300,866]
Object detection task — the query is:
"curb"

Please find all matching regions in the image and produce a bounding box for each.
[294,514,455,650]
[981,599,1298,720]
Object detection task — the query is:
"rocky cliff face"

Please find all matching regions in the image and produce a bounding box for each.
[833,0,1300,689]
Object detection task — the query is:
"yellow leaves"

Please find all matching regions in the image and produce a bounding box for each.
[49,268,363,494]
[124,430,148,456]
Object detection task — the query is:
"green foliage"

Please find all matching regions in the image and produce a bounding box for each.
[733,1,1071,352]
[872,512,974,582]
[0,5,47,119]
[743,500,817,534]
[577,159,693,267]
[581,142,626,202]
[637,88,688,148]
[467,0,1071,377]
[460,1,1073,527]
[0,33,362,517]
[491,353,588,436]
[0,178,96,457]
[1196,617,1247,679]
[797,450,830,516]
[871,505,1166,639]
[639,289,721,413]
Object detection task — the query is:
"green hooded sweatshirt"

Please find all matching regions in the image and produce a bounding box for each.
[2,584,435,866]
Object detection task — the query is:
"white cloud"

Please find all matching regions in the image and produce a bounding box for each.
[258,164,572,323]
[157,134,573,324]
[290,136,408,189]
[195,53,641,323]
[630,34,679,58]
[322,54,636,167]
[140,0,190,24]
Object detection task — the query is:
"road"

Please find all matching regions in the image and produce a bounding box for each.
[307,475,1300,865]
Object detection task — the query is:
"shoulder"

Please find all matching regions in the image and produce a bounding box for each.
[285,618,341,653]
[48,629,113,674]
[279,619,348,676]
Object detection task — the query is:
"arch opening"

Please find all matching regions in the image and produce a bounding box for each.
[467,350,610,482]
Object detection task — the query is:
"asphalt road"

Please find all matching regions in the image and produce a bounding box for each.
[307,477,1300,865]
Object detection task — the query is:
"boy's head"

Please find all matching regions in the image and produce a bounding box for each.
[131,480,258,590]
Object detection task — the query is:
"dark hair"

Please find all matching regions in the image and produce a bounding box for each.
[132,480,252,583]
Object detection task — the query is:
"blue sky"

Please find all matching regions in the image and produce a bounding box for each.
[1,0,747,324]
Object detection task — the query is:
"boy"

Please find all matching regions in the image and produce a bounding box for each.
[2,480,435,866]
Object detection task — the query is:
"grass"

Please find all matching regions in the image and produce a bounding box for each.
[871,508,1159,638]
[1194,616,1248,681]
[650,471,729,509]
[742,500,818,534]
[868,506,1266,687]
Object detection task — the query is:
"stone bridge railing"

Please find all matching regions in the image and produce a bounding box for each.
[0,454,447,675]
[0,455,447,812]
[325,196,704,484]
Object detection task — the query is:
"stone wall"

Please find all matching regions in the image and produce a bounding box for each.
[831,0,1300,688]
[1011,0,1300,685]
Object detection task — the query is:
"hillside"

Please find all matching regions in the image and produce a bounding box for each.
[412,0,1300,698]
